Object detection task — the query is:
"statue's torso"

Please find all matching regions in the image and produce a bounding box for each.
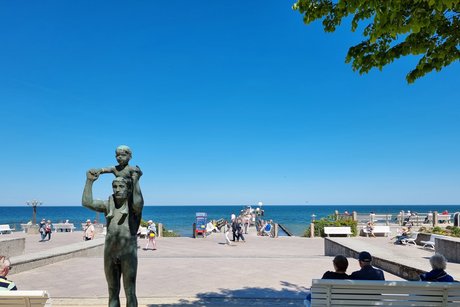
[105,196,141,255]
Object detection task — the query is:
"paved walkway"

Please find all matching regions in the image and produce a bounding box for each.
[13,227,460,306]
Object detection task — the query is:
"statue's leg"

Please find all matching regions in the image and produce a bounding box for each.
[121,244,138,307]
[105,256,122,307]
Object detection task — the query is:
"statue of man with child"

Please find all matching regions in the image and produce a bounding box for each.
[82,145,143,307]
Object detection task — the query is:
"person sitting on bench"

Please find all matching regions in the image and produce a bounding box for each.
[0,256,17,291]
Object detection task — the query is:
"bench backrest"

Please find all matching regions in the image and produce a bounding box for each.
[429,234,445,242]
[311,279,460,306]
[324,227,351,235]
[373,225,390,232]
[0,290,49,307]
[362,225,391,233]
[53,223,75,229]
[438,214,451,220]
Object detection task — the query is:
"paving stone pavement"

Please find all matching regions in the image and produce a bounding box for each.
[10,227,442,306]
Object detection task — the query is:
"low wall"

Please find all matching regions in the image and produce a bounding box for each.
[436,237,460,263]
[10,238,104,274]
[324,238,424,281]
[0,237,25,257]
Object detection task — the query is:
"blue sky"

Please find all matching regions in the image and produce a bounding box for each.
[1,1,459,206]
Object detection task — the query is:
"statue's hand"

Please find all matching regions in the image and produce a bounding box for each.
[134,165,143,178]
[87,169,100,181]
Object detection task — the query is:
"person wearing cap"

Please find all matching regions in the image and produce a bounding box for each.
[83,219,95,241]
[144,220,157,250]
[350,251,385,280]
[420,254,454,282]
[0,256,17,291]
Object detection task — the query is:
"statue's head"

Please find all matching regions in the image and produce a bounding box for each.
[112,177,131,200]
[115,145,132,166]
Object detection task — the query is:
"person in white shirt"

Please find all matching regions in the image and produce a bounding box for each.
[83,219,95,241]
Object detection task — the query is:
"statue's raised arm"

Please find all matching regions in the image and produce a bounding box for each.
[82,169,107,213]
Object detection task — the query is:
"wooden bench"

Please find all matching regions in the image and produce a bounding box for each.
[362,225,391,237]
[0,224,13,234]
[324,227,352,237]
[0,290,50,306]
[310,279,460,306]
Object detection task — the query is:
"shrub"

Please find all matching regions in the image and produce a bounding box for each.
[432,226,443,234]
[140,219,180,237]
[450,226,460,237]
[304,215,358,237]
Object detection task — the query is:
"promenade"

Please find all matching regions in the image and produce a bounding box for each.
[6,227,451,307]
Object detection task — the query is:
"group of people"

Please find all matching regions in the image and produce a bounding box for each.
[38,218,96,242]
[227,215,247,244]
[38,219,53,242]
[305,251,455,306]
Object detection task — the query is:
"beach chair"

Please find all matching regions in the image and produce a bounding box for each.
[263,223,272,236]
[421,234,441,249]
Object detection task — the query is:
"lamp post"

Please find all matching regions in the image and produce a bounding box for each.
[311,213,316,222]
[26,199,42,225]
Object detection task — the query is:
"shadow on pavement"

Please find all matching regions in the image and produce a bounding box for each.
[150,281,308,306]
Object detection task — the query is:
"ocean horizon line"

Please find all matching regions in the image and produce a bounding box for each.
[1,203,459,207]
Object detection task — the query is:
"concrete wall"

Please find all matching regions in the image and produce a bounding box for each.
[10,238,104,274]
[0,237,25,257]
[324,238,425,281]
[436,237,460,263]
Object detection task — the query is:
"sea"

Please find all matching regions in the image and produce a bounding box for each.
[1,205,459,237]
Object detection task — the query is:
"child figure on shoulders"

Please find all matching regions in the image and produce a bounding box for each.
[95,145,142,219]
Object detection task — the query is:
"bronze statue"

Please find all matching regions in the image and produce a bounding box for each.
[82,145,143,307]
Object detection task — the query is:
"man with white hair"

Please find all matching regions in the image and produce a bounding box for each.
[0,256,17,291]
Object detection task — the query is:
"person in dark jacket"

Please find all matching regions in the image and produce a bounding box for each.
[350,251,385,280]
[420,254,455,282]
[305,255,349,306]
[322,255,349,279]
[231,219,238,241]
